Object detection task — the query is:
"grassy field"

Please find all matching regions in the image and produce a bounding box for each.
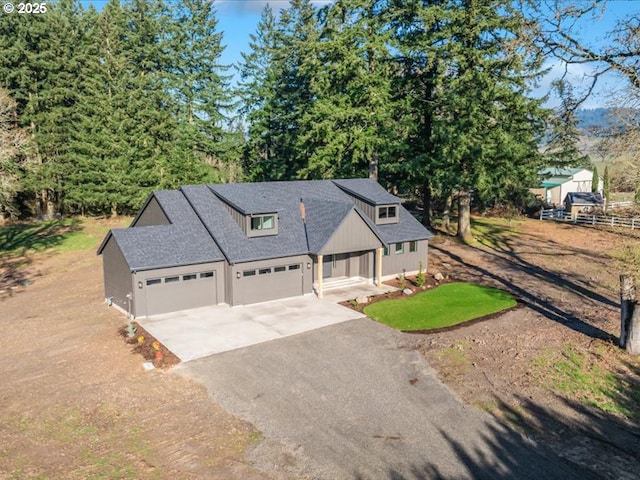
[364,282,517,331]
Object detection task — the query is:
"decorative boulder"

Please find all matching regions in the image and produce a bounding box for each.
[434,272,445,281]
[355,296,369,304]
[403,288,413,296]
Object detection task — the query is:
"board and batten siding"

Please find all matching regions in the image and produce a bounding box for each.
[381,240,428,279]
[319,210,382,255]
[339,193,375,220]
[131,197,170,227]
[222,202,247,234]
[132,262,225,317]
[101,236,134,315]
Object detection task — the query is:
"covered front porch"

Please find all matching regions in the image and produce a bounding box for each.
[312,249,384,299]
[313,274,397,303]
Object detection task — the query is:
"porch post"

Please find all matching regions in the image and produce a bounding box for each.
[317,254,323,299]
[375,247,382,287]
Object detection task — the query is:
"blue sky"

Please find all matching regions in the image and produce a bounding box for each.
[81,0,639,109]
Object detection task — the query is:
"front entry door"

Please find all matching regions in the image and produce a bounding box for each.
[323,255,332,278]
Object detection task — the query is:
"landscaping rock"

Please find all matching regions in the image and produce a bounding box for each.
[403,288,413,296]
[355,296,369,304]
[434,272,445,281]
[442,262,452,269]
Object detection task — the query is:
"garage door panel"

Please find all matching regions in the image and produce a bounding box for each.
[144,270,217,316]
[237,263,303,305]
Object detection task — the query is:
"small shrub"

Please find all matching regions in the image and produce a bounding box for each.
[415,261,426,287]
[398,273,407,290]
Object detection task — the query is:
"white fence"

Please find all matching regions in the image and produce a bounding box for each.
[540,209,640,230]
[607,201,634,211]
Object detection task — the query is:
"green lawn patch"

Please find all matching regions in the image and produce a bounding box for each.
[0,218,96,255]
[364,282,517,331]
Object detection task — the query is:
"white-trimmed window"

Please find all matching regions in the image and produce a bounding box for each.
[394,243,404,254]
[409,241,417,252]
[251,215,275,231]
[378,206,397,220]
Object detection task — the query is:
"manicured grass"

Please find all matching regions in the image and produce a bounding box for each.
[364,282,517,331]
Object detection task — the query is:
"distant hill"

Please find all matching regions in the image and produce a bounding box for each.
[576,108,639,135]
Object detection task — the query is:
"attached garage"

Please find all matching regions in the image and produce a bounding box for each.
[134,264,223,317]
[231,255,312,306]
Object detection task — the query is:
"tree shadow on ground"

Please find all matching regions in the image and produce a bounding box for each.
[431,245,618,340]
[0,219,81,293]
[351,381,640,480]
[0,218,81,254]
[469,220,617,307]
[352,407,603,479]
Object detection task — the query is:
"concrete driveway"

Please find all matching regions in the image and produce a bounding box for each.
[137,295,363,361]
[176,318,597,480]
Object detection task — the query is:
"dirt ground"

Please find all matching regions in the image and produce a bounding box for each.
[0,218,271,480]
[421,217,640,479]
[1,216,639,479]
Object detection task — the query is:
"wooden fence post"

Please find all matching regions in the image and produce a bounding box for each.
[620,275,636,348]
[628,306,640,355]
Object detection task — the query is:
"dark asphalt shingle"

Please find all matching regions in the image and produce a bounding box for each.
[100,178,433,269]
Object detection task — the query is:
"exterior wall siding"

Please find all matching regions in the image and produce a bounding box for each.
[381,240,428,279]
[320,210,382,255]
[132,262,225,317]
[359,251,372,278]
[231,254,312,306]
[102,236,134,314]
[132,197,170,227]
[222,202,247,233]
[341,194,375,220]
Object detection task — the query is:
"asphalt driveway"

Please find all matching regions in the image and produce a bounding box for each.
[176,318,597,479]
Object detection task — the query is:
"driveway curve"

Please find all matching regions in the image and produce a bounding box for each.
[175,318,597,480]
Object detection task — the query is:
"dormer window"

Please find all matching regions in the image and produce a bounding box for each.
[378,206,396,220]
[251,214,275,231]
[376,205,399,225]
[247,213,278,237]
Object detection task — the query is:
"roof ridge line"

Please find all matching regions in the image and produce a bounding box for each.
[180,185,233,265]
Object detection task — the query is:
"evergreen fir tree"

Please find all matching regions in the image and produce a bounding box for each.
[166,0,231,184]
[591,166,600,193]
[297,0,395,179]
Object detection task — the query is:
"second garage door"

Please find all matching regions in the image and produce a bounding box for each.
[234,262,304,305]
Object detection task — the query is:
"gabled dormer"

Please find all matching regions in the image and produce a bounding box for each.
[247,212,278,237]
[375,204,398,225]
[332,178,401,225]
[208,185,279,237]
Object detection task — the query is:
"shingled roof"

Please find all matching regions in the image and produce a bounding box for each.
[99,178,433,270]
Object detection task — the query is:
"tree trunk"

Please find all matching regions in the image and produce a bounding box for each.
[368,151,378,180]
[421,182,432,228]
[457,189,473,243]
[442,192,453,233]
[620,275,636,347]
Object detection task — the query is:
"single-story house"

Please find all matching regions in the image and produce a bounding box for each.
[531,168,603,207]
[564,192,605,217]
[98,178,433,318]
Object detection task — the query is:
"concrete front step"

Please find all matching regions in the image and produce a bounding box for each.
[314,276,369,292]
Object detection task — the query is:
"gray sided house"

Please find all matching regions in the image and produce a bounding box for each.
[97,179,433,318]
